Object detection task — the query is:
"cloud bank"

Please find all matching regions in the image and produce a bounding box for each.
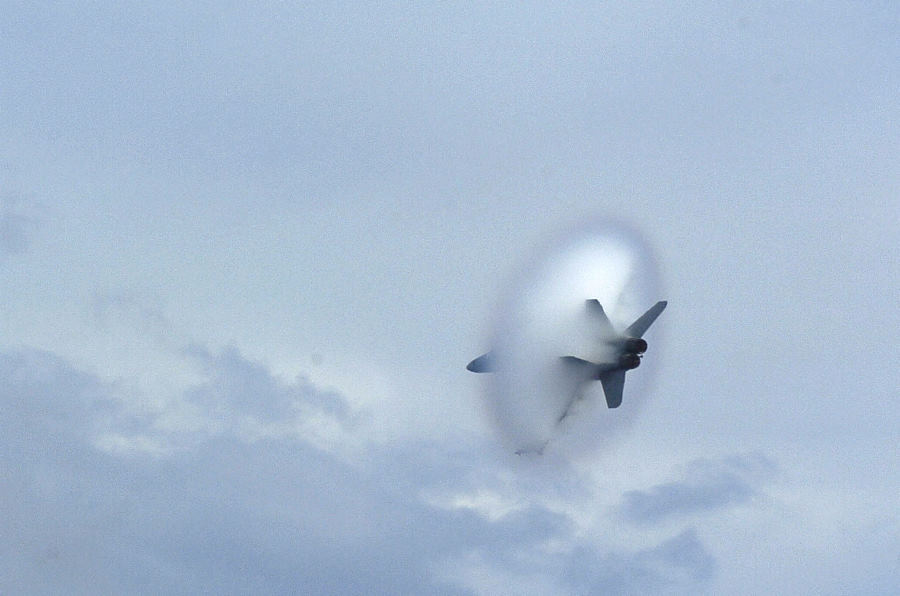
[1,346,724,595]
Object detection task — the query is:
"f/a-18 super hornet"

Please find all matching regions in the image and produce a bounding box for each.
[467,300,667,419]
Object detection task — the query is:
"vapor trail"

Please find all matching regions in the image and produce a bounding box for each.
[476,221,663,457]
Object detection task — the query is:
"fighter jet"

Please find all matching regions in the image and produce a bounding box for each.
[467,300,667,419]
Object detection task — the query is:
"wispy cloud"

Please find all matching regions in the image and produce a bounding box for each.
[619,454,777,525]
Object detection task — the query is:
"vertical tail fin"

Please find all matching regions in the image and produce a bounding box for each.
[625,301,667,338]
[585,299,615,337]
[599,370,626,408]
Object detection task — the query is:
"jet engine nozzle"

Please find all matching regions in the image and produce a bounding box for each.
[619,353,641,370]
[623,338,648,354]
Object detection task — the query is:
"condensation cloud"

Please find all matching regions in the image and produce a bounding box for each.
[479,220,663,456]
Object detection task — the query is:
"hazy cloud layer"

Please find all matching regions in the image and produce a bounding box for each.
[0,347,718,595]
[562,528,715,595]
[619,454,777,524]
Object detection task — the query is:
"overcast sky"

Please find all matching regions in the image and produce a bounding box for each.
[2,2,898,594]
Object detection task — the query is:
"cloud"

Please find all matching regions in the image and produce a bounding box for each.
[0,347,472,593]
[618,454,777,525]
[564,528,715,595]
[181,344,353,430]
[0,346,718,595]
[0,193,39,256]
[440,526,715,596]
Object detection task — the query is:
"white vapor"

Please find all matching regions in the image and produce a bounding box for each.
[479,220,663,458]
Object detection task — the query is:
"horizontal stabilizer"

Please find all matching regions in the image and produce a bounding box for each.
[599,370,626,408]
[625,301,667,338]
[561,355,616,377]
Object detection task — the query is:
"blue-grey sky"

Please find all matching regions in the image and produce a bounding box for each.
[2,2,897,594]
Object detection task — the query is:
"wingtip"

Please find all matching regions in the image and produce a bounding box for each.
[466,352,494,373]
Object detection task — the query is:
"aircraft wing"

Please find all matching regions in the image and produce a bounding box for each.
[560,355,595,371]
[624,301,667,338]
[466,352,494,373]
[598,370,626,408]
[556,356,597,423]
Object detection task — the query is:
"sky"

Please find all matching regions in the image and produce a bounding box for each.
[1,2,898,594]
